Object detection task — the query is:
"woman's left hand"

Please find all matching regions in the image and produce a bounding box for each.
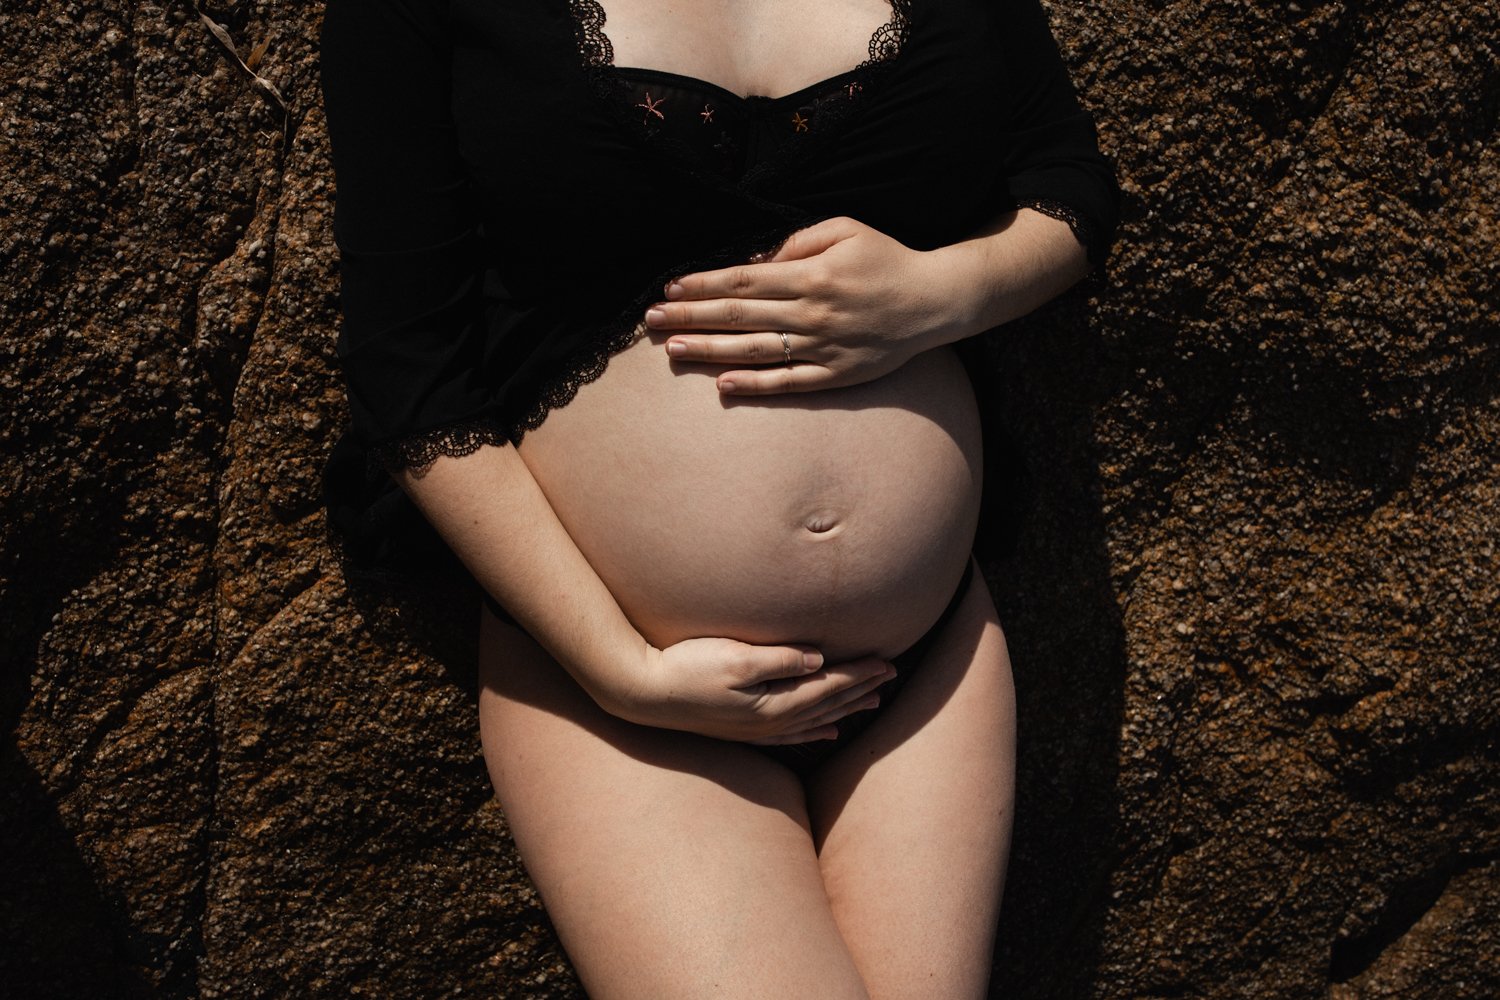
[644,216,964,394]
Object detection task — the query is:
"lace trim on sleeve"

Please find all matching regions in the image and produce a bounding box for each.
[1015,197,1107,270]
[366,417,513,478]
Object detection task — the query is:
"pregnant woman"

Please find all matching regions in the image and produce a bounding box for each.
[320,0,1118,996]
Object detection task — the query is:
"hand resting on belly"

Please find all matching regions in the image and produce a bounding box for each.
[516,330,983,666]
[521,218,985,669]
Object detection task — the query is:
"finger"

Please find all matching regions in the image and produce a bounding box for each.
[747,683,882,740]
[717,364,837,395]
[666,332,810,366]
[752,656,893,718]
[787,669,893,727]
[754,694,881,745]
[745,724,842,746]
[745,724,841,746]
[731,645,825,689]
[646,296,788,332]
[768,217,863,263]
[663,260,807,302]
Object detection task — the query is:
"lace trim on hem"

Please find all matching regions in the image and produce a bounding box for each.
[366,418,513,478]
[363,5,923,476]
[507,217,832,443]
[1015,197,1108,271]
[361,223,832,476]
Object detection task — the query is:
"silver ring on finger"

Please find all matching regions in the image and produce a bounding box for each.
[778,331,793,366]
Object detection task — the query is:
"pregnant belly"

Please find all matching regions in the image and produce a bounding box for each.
[516,328,984,662]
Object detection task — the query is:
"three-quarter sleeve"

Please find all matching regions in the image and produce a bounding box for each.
[994,0,1121,268]
[320,0,507,473]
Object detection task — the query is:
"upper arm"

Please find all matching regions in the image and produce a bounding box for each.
[993,0,1121,267]
[320,0,497,465]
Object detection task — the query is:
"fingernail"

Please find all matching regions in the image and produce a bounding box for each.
[861,696,880,711]
[666,341,686,357]
[803,651,824,671]
[719,378,737,393]
[645,307,666,326]
[664,280,684,299]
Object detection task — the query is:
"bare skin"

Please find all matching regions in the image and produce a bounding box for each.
[599,0,895,101]
[516,337,983,663]
[387,2,1091,995]
[478,556,1015,1000]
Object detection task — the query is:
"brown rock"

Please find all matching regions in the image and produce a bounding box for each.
[2,1,1496,998]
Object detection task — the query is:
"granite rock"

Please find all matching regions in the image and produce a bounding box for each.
[2,1,1495,997]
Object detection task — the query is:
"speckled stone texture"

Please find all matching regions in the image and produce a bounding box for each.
[2,1,1495,997]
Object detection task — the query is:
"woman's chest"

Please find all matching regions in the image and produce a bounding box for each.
[448,0,1009,265]
[590,0,896,101]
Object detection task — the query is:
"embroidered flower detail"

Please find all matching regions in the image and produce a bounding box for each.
[700,103,714,123]
[636,90,665,123]
[790,111,809,132]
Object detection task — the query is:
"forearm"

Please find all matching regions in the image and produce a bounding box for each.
[391,444,646,713]
[922,207,1093,347]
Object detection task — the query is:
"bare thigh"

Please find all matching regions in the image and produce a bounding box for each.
[808,560,1017,1000]
[475,610,871,1000]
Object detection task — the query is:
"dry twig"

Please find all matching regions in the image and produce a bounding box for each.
[194,6,287,115]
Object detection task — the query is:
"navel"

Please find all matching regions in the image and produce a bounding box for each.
[803,511,842,535]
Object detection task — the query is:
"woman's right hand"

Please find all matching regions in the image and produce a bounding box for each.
[605,638,895,744]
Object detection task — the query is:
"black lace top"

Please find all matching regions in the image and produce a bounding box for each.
[319,0,1120,585]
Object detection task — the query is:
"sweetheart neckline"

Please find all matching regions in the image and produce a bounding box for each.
[605,63,869,108]
[570,0,907,105]
[565,0,915,188]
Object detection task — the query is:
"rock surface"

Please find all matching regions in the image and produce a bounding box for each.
[2,1,1495,997]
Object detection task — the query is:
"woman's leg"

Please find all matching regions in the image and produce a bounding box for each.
[806,562,1017,1000]
[475,607,872,1000]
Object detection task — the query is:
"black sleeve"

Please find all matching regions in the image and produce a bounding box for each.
[994,0,1121,268]
[320,0,506,472]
